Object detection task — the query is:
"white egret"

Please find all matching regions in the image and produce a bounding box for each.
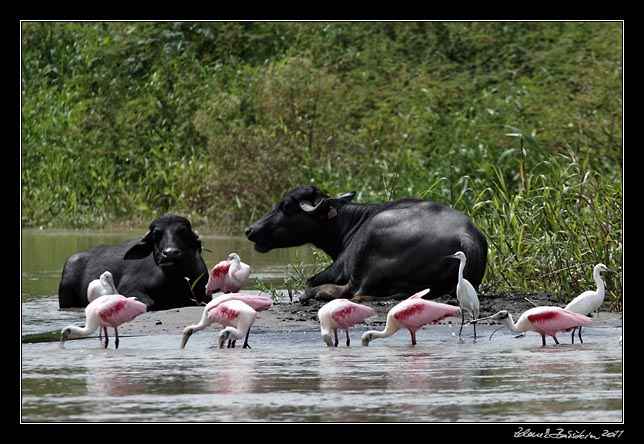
[447,251,480,339]
[565,263,616,343]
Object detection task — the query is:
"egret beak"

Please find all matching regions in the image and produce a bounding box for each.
[524,297,540,307]
[445,253,458,259]
[180,330,193,349]
[605,267,617,274]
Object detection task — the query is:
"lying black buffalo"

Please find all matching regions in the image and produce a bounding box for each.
[58,215,210,311]
[246,186,488,301]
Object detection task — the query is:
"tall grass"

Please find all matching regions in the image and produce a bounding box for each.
[22,22,622,304]
[466,136,622,307]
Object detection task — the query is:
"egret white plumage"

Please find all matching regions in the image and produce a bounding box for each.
[205,253,251,294]
[447,251,480,339]
[479,306,592,346]
[565,263,616,343]
[87,271,117,303]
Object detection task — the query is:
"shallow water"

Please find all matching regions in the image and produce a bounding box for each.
[21,230,624,423]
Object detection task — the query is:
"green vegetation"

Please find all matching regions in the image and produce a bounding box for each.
[22,22,622,305]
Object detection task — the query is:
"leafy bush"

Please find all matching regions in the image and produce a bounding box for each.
[22,22,622,303]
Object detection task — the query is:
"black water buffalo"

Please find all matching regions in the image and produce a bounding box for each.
[58,215,210,311]
[245,186,488,301]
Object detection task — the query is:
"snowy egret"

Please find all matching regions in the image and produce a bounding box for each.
[447,251,480,339]
[86,270,119,341]
[565,263,616,343]
[361,289,461,346]
[479,306,592,346]
[318,299,376,346]
[181,298,258,349]
[87,271,117,303]
[205,253,251,294]
[60,294,147,349]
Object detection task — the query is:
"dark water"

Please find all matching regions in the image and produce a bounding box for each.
[21,230,623,423]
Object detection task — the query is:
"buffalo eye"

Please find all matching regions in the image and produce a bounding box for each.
[176,226,189,238]
[152,229,163,242]
[281,200,295,214]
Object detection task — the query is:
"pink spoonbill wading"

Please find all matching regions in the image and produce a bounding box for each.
[180,298,259,349]
[205,253,251,295]
[361,289,461,346]
[317,299,377,346]
[479,306,592,346]
[60,294,147,349]
[208,292,273,348]
[447,251,480,339]
[564,263,616,344]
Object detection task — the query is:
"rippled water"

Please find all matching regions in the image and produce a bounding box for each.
[21,230,624,423]
[22,326,623,423]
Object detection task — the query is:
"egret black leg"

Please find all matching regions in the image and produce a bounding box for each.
[571,328,576,344]
[242,329,252,349]
[473,318,477,340]
[458,310,465,338]
[578,326,584,344]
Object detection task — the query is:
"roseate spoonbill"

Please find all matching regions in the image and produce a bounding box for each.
[181,298,258,349]
[565,263,616,343]
[205,253,251,295]
[87,271,118,303]
[361,289,461,346]
[447,251,480,339]
[318,299,376,347]
[208,293,272,348]
[60,294,147,349]
[479,306,592,346]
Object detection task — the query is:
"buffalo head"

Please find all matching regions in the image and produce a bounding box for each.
[124,215,203,273]
[245,186,355,253]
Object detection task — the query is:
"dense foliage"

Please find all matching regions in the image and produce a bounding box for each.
[22,22,622,304]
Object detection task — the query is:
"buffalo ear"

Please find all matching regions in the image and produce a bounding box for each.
[192,230,203,253]
[327,191,356,207]
[124,230,154,260]
[299,191,356,219]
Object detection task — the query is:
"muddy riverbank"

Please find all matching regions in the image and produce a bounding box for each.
[120,292,622,338]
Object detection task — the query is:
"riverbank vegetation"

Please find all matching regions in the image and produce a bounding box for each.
[22,22,622,304]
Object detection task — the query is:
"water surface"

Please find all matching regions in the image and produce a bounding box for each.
[21,230,623,423]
